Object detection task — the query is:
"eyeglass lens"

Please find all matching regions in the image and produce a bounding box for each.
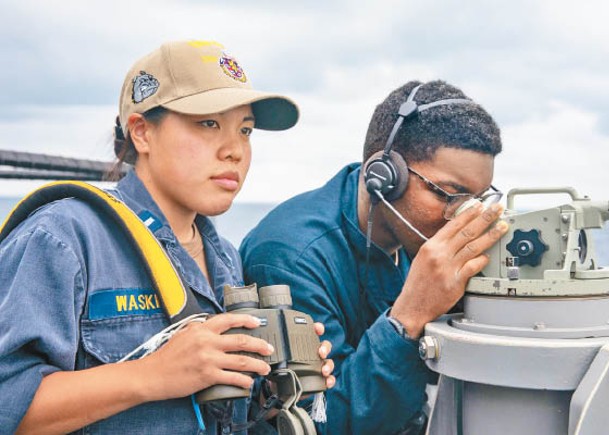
[444,191,502,220]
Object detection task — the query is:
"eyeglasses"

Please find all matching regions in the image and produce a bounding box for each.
[407,167,503,220]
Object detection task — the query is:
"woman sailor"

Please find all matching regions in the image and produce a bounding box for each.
[0,40,334,434]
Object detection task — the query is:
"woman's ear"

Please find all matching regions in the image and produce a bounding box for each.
[127,113,151,155]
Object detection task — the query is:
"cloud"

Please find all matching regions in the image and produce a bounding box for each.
[1,0,608,208]
[238,92,369,202]
[496,102,609,209]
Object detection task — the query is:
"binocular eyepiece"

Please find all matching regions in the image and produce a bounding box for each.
[224,282,293,311]
[196,283,326,403]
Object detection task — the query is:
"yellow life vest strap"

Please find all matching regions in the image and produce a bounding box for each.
[0,180,201,322]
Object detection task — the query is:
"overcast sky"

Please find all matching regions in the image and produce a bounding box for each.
[1,0,608,210]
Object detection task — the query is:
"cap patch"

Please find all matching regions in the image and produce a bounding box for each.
[132,71,159,104]
[219,52,247,83]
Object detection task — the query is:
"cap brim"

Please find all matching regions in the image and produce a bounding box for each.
[162,88,299,131]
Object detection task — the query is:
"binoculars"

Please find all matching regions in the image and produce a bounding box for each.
[196,283,326,403]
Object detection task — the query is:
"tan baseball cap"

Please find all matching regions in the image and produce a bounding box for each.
[118,40,299,137]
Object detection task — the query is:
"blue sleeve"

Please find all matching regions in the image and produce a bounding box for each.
[243,260,431,434]
[0,226,85,433]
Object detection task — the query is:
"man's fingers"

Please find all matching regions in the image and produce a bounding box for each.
[456,219,508,281]
[487,220,509,240]
[459,203,505,240]
[435,200,485,240]
[321,357,334,377]
[458,254,491,283]
[449,203,506,252]
[319,340,332,359]
[455,219,509,263]
[480,203,502,224]
[458,226,477,242]
[314,322,325,336]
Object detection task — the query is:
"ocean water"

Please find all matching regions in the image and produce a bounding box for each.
[1,197,609,265]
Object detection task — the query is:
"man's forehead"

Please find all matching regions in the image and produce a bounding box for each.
[414,147,495,193]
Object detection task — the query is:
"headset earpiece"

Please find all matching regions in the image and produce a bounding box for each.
[385,151,408,200]
[364,82,473,203]
[363,151,409,201]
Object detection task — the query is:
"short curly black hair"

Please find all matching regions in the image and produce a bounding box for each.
[363,80,502,163]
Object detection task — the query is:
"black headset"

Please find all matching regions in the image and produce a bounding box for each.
[363,83,474,202]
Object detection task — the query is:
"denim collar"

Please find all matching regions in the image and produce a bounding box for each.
[114,170,177,242]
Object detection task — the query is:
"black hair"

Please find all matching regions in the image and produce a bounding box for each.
[363,80,502,163]
[105,106,169,181]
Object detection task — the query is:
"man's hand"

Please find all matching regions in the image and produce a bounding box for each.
[314,322,336,389]
[261,321,335,420]
[390,202,508,339]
